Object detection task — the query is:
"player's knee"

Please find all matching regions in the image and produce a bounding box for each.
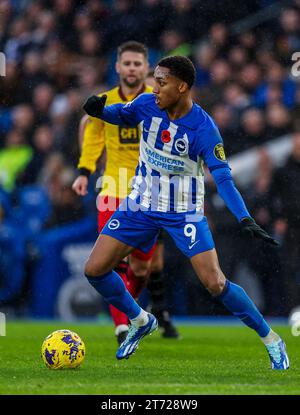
[204,270,225,296]
[150,261,163,273]
[150,256,163,273]
[150,244,164,273]
[130,261,150,280]
[84,258,108,278]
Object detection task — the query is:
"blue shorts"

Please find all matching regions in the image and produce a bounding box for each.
[101,198,215,258]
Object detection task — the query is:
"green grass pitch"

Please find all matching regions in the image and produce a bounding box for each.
[0,321,299,395]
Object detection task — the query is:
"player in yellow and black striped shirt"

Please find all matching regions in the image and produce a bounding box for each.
[72,41,179,344]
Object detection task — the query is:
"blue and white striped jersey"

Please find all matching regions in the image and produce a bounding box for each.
[101,93,229,213]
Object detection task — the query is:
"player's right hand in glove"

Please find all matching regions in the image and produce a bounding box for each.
[240,217,279,246]
[83,94,107,118]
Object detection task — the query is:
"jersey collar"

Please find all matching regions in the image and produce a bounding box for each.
[118,84,146,102]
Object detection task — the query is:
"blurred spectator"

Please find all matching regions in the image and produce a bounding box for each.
[21,51,51,101]
[223,82,250,114]
[276,7,300,63]
[211,103,240,155]
[11,104,35,142]
[0,1,12,50]
[249,149,274,227]
[69,7,93,52]
[38,152,66,189]
[238,31,257,59]
[165,0,202,42]
[256,48,276,68]
[291,86,300,126]
[50,89,82,165]
[208,23,230,56]
[243,150,284,315]
[198,59,232,111]
[239,62,262,94]
[4,16,31,63]
[199,0,261,25]
[30,9,57,51]
[265,103,291,139]
[17,124,55,186]
[77,63,104,97]
[50,94,71,143]
[102,0,141,51]
[136,0,171,49]
[204,165,239,280]
[270,132,300,313]
[228,45,249,71]
[193,41,216,88]
[32,83,55,124]
[0,128,32,192]
[0,61,22,107]
[0,218,26,308]
[238,108,267,151]
[254,61,297,109]
[43,166,86,229]
[79,30,102,57]
[160,29,192,58]
[280,7,300,36]
[54,0,76,49]
[25,2,47,29]
[209,59,232,85]
[86,0,109,24]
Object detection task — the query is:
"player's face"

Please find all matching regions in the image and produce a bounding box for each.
[153,66,183,110]
[116,51,149,88]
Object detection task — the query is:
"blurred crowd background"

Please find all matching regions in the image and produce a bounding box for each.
[0,0,300,320]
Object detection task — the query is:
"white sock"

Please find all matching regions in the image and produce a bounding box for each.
[260,329,281,345]
[115,324,129,336]
[130,309,149,327]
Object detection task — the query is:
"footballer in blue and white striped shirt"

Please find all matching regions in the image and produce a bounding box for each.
[83,56,289,368]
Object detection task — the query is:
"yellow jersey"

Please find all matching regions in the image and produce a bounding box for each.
[78,85,153,199]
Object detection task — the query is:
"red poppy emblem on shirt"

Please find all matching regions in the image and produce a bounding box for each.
[161,130,171,143]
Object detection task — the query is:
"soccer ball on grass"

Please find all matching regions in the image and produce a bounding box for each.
[41,329,85,369]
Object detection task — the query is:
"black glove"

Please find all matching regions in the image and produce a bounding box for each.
[77,167,91,178]
[83,94,107,118]
[240,217,279,246]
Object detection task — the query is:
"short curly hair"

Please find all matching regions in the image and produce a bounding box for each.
[157,56,196,88]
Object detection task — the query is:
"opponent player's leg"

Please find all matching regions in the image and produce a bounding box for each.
[147,239,179,338]
[111,253,151,345]
[127,241,160,302]
[107,251,152,344]
[127,244,179,337]
[128,252,152,298]
[190,248,289,370]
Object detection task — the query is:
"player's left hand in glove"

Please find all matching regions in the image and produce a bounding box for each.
[83,94,107,118]
[240,217,279,246]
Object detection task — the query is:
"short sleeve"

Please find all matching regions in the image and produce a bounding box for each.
[195,113,229,172]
